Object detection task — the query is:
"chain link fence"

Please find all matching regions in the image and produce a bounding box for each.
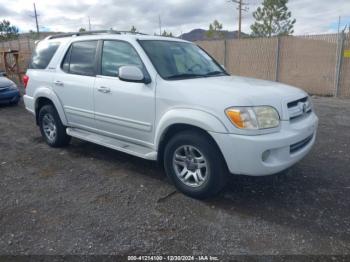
[0,33,349,97]
[197,33,350,98]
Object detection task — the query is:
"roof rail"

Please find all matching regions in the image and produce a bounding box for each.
[47,30,147,40]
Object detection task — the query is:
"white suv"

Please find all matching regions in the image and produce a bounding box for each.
[23,30,318,198]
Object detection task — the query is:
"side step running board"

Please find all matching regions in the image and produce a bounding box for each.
[66,127,157,160]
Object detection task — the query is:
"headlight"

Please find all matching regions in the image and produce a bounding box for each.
[225,106,280,129]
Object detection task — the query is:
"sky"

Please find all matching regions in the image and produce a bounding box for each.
[0,0,350,36]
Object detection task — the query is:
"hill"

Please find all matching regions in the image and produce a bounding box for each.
[179,29,248,41]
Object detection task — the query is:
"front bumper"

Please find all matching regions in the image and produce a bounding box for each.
[210,112,319,176]
[0,89,20,104]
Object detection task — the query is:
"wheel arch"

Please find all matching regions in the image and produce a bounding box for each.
[34,87,67,126]
[155,109,229,165]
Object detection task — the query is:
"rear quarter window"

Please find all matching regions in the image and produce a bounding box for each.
[29,41,60,69]
[61,40,98,76]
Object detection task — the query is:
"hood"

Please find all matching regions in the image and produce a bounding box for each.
[0,77,14,88]
[159,75,308,121]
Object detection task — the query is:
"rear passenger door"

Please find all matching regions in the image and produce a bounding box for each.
[53,40,98,130]
[93,40,156,144]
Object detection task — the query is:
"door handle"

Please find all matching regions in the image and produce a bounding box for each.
[54,80,64,87]
[97,86,111,93]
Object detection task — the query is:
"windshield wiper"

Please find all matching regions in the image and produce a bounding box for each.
[204,71,226,76]
[165,73,205,80]
[165,71,226,80]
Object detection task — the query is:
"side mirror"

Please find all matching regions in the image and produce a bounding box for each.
[119,66,146,83]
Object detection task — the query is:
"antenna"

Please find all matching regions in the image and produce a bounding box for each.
[158,15,162,36]
[88,16,91,31]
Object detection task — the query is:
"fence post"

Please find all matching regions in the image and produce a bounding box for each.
[334,32,345,97]
[224,39,228,69]
[275,37,281,82]
[27,37,31,51]
[17,38,21,50]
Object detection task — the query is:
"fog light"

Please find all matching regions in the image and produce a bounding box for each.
[262,150,271,162]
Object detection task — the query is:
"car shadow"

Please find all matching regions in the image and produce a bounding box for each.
[66,138,166,182]
[0,102,20,108]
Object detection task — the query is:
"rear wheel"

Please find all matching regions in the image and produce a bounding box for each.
[38,104,71,147]
[164,130,228,199]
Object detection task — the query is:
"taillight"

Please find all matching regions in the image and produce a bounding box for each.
[22,75,29,88]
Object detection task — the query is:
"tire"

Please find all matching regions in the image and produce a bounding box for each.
[38,104,71,147]
[164,130,228,199]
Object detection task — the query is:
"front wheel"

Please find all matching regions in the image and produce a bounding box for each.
[38,104,71,147]
[164,130,228,199]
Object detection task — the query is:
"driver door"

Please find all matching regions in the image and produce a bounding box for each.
[93,40,156,145]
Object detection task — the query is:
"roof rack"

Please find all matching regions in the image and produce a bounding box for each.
[47,30,147,40]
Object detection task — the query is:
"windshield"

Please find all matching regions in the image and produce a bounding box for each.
[139,40,228,80]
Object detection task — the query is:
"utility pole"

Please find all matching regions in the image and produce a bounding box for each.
[158,15,162,36]
[229,0,249,39]
[337,16,341,35]
[88,16,91,31]
[33,3,40,35]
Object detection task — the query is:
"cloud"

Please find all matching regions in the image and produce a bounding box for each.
[0,5,12,17]
[0,0,349,36]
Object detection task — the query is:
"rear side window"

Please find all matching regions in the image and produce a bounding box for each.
[61,41,98,76]
[29,41,60,69]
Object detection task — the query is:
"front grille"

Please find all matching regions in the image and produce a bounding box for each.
[287,96,312,121]
[290,134,313,154]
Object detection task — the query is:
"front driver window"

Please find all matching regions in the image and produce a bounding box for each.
[101,41,143,77]
[139,40,226,80]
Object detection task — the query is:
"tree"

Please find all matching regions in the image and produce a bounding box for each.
[250,0,296,38]
[130,25,137,33]
[79,27,86,32]
[161,30,173,37]
[206,20,224,39]
[0,20,19,40]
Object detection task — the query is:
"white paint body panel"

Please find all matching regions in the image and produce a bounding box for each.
[24,34,318,176]
[94,75,155,145]
[211,113,318,175]
[53,72,95,129]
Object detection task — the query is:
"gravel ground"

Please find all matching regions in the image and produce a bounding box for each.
[0,96,350,256]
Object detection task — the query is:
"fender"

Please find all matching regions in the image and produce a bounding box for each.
[33,87,68,126]
[154,108,229,148]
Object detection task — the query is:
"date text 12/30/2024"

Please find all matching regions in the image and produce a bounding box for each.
[128,255,219,261]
